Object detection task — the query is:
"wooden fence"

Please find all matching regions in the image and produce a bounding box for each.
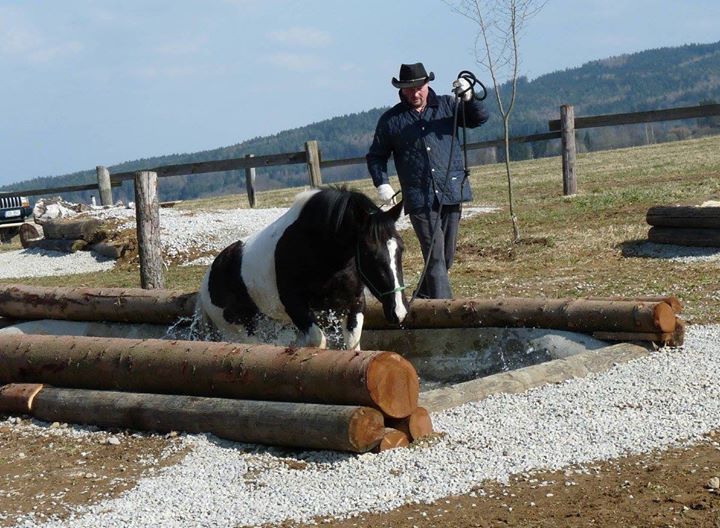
[4,101,719,287]
[5,102,719,206]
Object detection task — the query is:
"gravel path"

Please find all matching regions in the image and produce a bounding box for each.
[9,324,720,527]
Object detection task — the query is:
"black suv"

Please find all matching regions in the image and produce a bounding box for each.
[0,194,32,242]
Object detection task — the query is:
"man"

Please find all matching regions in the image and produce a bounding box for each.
[366,62,489,299]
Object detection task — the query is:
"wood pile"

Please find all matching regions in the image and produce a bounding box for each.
[19,216,130,259]
[646,205,720,247]
[0,334,433,453]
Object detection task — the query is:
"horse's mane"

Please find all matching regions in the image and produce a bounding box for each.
[301,185,396,241]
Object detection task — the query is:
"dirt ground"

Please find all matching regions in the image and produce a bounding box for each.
[2,420,720,528]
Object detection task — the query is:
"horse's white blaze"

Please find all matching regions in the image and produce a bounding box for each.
[241,189,320,321]
[387,237,407,323]
[344,312,364,350]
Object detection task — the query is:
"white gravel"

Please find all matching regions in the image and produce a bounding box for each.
[9,324,720,528]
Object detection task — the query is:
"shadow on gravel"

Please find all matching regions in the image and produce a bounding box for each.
[620,239,720,261]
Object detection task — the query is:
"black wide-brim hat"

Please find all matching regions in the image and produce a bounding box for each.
[392,62,435,88]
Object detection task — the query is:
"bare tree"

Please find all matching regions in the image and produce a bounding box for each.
[447,0,547,243]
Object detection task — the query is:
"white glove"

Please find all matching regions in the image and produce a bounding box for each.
[452,78,473,102]
[376,183,396,205]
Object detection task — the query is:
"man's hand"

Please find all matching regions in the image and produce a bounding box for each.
[377,183,396,205]
[452,78,473,102]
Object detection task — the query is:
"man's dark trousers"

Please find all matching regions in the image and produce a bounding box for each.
[409,203,461,299]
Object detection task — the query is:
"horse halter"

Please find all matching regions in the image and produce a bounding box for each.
[355,242,406,299]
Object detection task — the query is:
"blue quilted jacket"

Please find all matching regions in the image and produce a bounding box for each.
[366,87,489,214]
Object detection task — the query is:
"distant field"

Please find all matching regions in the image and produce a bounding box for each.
[2,134,719,323]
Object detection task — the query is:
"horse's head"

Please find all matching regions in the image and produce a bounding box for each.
[356,200,408,325]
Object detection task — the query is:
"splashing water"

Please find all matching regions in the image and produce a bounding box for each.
[164,309,350,348]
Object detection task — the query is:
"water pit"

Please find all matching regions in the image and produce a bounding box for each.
[0,285,682,415]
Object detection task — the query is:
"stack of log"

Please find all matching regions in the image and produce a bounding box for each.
[0,334,432,453]
[0,284,685,346]
[20,216,129,259]
[646,205,720,247]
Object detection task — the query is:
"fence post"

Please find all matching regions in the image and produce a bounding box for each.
[245,154,256,208]
[560,104,577,196]
[134,171,165,289]
[96,166,113,206]
[305,140,322,187]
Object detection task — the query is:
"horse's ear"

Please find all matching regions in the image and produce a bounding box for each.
[386,200,404,222]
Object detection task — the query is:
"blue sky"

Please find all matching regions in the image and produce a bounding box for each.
[1,0,718,187]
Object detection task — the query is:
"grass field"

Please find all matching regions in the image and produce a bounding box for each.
[2,134,719,324]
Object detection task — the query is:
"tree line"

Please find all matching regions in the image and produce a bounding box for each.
[3,41,720,205]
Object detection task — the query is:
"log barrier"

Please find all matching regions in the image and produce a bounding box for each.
[0,334,419,419]
[0,383,384,453]
[0,285,682,340]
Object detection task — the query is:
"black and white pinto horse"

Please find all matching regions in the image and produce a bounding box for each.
[196,187,408,349]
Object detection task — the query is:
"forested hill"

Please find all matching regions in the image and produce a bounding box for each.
[5,40,720,203]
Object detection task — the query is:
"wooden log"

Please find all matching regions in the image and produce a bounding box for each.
[385,406,434,441]
[24,238,88,253]
[0,285,680,338]
[41,217,104,242]
[365,298,677,334]
[0,334,419,418]
[375,427,410,452]
[19,223,41,249]
[96,166,113,206]
[0,383,44,414]
[420,342,651,413]
[0,284,197,325]
[0,285,679,337]
[648,226,720,247]
[646,206,720,229]
[90,241,126,260]
[0,384,384,453]
[593,319,685,347]
[583,295,682,314]
[134,170,165,289]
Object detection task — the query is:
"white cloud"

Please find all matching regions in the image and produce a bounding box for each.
[267,27,332,48]
[264,52,327,72]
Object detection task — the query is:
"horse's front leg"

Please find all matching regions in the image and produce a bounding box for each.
[283,295,327,348]
[343,295,366,351]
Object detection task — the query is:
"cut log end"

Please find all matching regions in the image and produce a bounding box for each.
[0,383,44,414]
[386,406,434,441]
[652,301,677,333]
[366,352,419,419]
[375,427,410,452]
[347,407,385,453]
[18,224,41,249]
